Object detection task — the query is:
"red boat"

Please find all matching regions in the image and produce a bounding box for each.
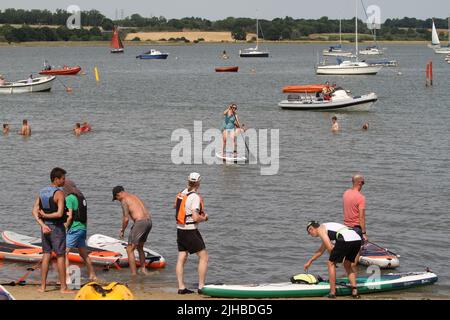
[39,65,81,76]
[215,66,239,72]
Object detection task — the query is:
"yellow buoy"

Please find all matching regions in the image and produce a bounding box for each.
[75,282,134,300]
[94,67,100,82]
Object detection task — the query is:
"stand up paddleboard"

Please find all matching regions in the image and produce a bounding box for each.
[201,271,437,298]
[0,285,15,300]
[87,234,166,269]
[215,152,247,163]
[359,241,400,269]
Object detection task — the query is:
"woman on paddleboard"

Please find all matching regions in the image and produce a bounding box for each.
[221,104,242,156]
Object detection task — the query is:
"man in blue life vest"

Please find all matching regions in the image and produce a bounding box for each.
[32,167,73,294]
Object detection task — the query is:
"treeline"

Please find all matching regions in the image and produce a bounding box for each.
[0,8,448,42]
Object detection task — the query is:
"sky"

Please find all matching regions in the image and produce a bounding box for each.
[0,0,449,21]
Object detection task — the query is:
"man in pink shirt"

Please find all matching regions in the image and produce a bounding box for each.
[343,174,368,242]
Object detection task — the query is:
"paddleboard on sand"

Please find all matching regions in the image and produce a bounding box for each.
[359,241,400,269]
[215,152,247,162]
[1,231,123,267]
[87,234,166,269]
[0,285,15,300]
[0,242,44,263]
[201,271,437,298]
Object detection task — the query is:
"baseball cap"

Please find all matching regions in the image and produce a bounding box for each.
[188,172,201,182]
[112,186,124,201]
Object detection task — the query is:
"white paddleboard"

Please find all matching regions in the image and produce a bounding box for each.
[87,234,166,268]
[215,152,247,162]
[0,285,15,300]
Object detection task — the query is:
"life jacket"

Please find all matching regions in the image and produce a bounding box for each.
[39,186,67,224]
[175,191,204,225]
[66,193,87,224]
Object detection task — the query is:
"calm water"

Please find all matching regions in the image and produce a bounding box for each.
[0,43,449,297]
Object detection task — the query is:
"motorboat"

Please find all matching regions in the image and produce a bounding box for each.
[434,46,450,54]
[215,66,239,72]
[363,58,398,67]
[317,59,382,75]
[39,65,81,75]
[359,45,384,55]
[278,87,377,111]
[136,49,169,59]
[0,76,55,94]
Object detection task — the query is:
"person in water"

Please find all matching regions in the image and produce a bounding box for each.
[362,122,369,130]
[63,179,97,281]
[113,186,152,276]
[3,123,9,135]
[222,50,229,59]
[304,221,362,299]
[73,123,81,136]
[19,119,31,136]
[32,167,73,294]
[331,116,339,133]
[221,104,242,156]
[175,173,209,295]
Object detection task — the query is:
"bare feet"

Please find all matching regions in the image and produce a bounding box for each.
[89,275,98,281]
[60,288,76,294]
[37,287,46,293]
[140,268,148,275]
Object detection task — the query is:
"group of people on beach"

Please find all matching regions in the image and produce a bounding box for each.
[31,167,209,295]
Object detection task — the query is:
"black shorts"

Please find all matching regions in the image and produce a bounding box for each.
[351,226,363,238]
[329,239,362,264]
[41,223,66,255]
[177,229,206,254]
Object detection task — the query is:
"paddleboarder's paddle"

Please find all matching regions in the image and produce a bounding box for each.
[231,107,251,163]
[56,76,73,93]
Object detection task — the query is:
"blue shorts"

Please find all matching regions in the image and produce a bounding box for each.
[66,229,87,248]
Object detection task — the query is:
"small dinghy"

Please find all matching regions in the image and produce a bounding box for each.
[0,76,55,94]
[39,65,81,75]
[215,66,239,72]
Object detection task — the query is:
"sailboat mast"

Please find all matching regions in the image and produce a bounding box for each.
[355,0,359,59]
[256,15,259,50]
[339,19,342,45]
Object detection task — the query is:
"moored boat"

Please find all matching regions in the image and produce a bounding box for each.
[136,49,169,59]
[278,87,377,111]
[215,66,239,72]
[39,65,81,75]
[363,58,398,67]
[0,76,55,94]
[316,60,382,75]
[110,26,124,53]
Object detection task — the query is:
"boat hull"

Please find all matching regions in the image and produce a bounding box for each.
[111,48,124,54]
[240,52,269,58]
[316,65,382,75]
[434,47,450,54]
[136,54,168,59]
[215,66,239,72]
[279,93,377,111]
[39,66,81,76]
[322,51,354,57]
[0,76,55,94]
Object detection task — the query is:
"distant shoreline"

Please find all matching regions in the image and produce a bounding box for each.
[0,40,430,48]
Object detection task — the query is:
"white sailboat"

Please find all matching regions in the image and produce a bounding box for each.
[434,17,450,54]
[359,29,384,55]
[316,0,382,75]
[240,15,269,58]
[323,19,354,57]
[428,19,441,48]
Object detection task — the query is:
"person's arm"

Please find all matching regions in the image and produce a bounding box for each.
[119,200,130,239]
[39,190,65,219]
[304,243,326,271]
[32,196,51,234]
[318,227,334,253]
[223,107,231,115]
[359,208,367,241]
[65,209,73,230]
[191,196,208,223]
[64,195,75,229]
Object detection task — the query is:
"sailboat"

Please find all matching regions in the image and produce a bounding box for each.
[359,30,384,55]
[434,17,450,54]
[110,26,124,54]
[323,19,354,57]
[316,0,382,75]
[239,15,269,58]
[428,19,441,49]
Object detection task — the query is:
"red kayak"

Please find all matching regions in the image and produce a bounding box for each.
[215,66,239,72]
[39,66,81,76]
[282,84,330,93]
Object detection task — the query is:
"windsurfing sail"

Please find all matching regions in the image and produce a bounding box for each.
[110,26,124,50]
[431,20,440,46]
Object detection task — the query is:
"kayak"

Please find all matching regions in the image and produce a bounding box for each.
[215,152,247,163]
[1,231,123,267]
[282,84,329,94]
[201,272,438,298]
[39,66,81,76]
[215,66,239,72]
[87,234,166,269]
[0,285,15,300]
[359,241,400,269]
[0,242,43,263]
[75,282,134,300]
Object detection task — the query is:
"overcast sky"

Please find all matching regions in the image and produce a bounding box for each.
[0,0,449,21]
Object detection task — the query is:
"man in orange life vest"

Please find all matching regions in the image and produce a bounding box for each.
[175,172,209,294]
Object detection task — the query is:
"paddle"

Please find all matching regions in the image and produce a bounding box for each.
[56,76,73,93]
[1,260,42,286]
[230,107,251,163]
[366,240,400,258]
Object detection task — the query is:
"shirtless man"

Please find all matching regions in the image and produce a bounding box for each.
[19,119,31,136]
[3,124,9,135]
[73,123,81,136]
[331,116,339,133]
[112,186,152,275]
